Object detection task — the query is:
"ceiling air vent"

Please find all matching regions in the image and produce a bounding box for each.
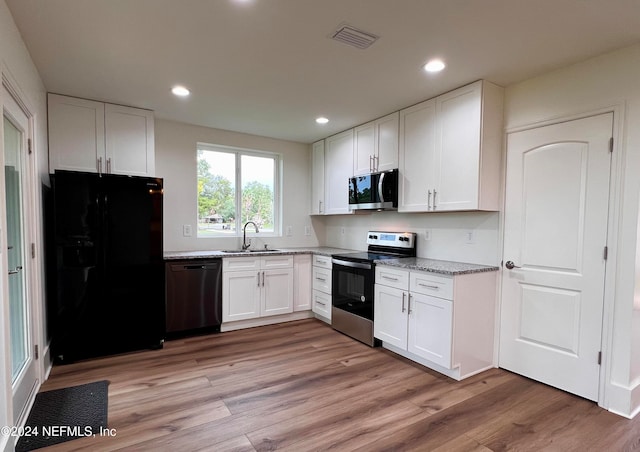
[331,24,379,50]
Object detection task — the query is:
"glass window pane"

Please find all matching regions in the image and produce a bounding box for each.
[241,154,274,233]
[197,149,236,237]
[4,116,28,381]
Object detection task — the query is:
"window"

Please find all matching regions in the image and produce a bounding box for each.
[197,143,280,238]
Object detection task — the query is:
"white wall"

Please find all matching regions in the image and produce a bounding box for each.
[504,43,640,417]
[318,210,500,265]
[155,119,322,252]
[0,1,48,450]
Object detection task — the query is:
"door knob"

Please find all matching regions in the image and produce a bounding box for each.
[505,261,521,270]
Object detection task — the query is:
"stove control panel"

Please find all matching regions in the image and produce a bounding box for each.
[366,231,416,249]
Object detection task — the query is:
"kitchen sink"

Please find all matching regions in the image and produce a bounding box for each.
[220,249,280,253]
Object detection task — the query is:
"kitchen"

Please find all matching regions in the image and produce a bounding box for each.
[2,0,640,451]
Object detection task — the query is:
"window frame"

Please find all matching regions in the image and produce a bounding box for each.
[197,142,282,238]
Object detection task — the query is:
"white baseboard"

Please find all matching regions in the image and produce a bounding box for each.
[603,379,640,418]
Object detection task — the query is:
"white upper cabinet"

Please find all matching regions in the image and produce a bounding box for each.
[48,93,155,176]
[310,140,325,215]
[398,98,438,212]
[48,94,105,174]
[104,103,155,176]
[324,129,354,215]
[353,112,399,176]
[398,80,503,212]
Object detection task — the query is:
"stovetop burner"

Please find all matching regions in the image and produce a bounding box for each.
[332,231,417,263]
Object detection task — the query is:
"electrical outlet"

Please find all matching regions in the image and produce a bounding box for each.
[183,224,192,237]
[424,229,432,241]
[286,225,293,236]
[341,227,345,235]
[304,225,311,236]
[465,230,475,244]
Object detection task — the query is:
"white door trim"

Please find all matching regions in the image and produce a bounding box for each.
[0,63,43,431]
[498,103,625,411]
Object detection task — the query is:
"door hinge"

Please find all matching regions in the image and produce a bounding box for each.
[34,344,39,360]
[609,137,614,153]
[28,138,32,155]
[598,351,602,365]
[603,246,608,260]
[31,243,35,259]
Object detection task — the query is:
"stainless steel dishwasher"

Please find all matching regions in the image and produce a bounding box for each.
[165,259,222,336]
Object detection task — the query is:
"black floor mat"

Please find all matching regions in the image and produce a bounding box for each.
[15,380,109,452]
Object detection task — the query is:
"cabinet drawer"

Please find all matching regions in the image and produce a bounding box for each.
[375,266,409,290]
[313,254,332,269]
[223,257,261,271]
[261,255,294,269]
[410,272,453,300]
[312,289,332,320]
[312,266,332,293]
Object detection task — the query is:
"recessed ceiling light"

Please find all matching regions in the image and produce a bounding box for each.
[316,117,329,124]
[171,86,190,97]
[423,59,446,73]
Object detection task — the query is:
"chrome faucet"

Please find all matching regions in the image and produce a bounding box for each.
[242,221,259,250]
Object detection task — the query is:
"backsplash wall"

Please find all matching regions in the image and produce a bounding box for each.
[318,210,501,265]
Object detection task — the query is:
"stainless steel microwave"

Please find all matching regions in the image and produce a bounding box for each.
[348,169,398,211]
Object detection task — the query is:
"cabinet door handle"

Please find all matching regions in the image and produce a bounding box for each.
[369,155,373,172]
[401,292,406,313]
[418,283,440,290]
[374,155,379,172]
[316,277,326,282]
[408,294,413,315]
[382,275,399,281]
[262,271,265,287]
[427,190,432,209]
[257,272,261,287]
[316,259,327,265]
[97,157,103,174]
[316,300,326,306]
[319,201,323,213]
[433,189,437,209]
[107,157,112,174]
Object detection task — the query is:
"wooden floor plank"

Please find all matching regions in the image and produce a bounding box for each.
[35,319,640,451]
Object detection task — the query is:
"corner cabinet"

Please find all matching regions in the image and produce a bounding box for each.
[398,80,503,212]
[310,140,325,215]
[374,265,497,380]
[353,112,399,176]
[222,256,294,323]
[323,129,354,215]
[48,93,155,176]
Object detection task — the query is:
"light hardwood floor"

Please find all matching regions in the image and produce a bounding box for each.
[35,319,640,451]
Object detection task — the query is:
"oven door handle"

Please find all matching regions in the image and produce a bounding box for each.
[331,258,372,270]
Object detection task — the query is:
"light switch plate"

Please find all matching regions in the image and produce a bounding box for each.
[286,225,293,236]
[183,224,192,237]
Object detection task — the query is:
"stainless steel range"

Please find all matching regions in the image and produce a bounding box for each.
[331,231,417,346]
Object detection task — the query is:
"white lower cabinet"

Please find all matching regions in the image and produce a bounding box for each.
[407,292,452,368]
[374,265,496,380]
[311,254,332,323]
[293,254,312,311]
[223,256,293,322]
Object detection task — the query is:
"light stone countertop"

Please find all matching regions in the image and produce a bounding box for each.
[375,257,499,276]
[163,247,358,260]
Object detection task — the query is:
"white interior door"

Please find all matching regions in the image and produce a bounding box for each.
[3,86,38,423]
[499,113,612,402]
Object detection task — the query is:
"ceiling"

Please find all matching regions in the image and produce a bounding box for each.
[6,0,640,144]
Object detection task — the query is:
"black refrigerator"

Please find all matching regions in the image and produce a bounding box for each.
[48,170,164,363]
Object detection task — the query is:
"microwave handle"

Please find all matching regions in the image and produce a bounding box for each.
[378,171,386,203]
